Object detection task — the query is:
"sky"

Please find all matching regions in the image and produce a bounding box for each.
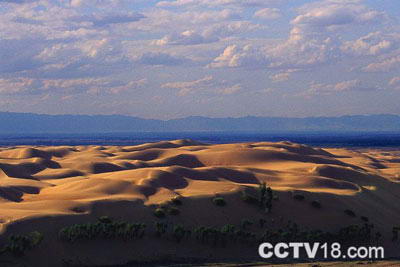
[0,0,399,119]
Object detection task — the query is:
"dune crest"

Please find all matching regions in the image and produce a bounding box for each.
[0,140,399,214]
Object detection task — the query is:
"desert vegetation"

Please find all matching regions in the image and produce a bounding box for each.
[212,197,226,206]
[59,217,146,242]
[154,208,166,218]
[0,231,43,257]
[0,141,399,264]
[55,214,383,255]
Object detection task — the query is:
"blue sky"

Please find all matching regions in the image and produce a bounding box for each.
[0,0,399,119]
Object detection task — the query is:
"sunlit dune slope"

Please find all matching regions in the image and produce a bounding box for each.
[0,140,399,222]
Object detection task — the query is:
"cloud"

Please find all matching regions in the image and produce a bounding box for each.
[0,38,45,74]
[162,76,214,96]
[161,75,241,96]
[209,32,340,70]
[254,8,281,20]
[154,30,217,46]
[0,77,147,95]
[270,72,290,82]
[208,45,269,68]
[0,0,399,117]
[157,0,282,8]
[135,52,190,66]
[137,8,243,35]
[0,0,36,3]
[153,21,259,46]
[73,12,145,27]
[203,21,261,39]
[0,78,41,95]
[218,84,242,95]
[389,77,400,89]
[304,79,379,96]
[34,38,132,79]
[12,16,43,25]
[174,9,242,23]
[292,1,385,31]
[363,55,400,72]
[70,0,82,7]
[342,32,399,56]
[106,79,147,94]
[208,1,373,72]
[69,0,132,8]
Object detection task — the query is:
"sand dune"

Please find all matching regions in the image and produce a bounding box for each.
[0,140,399,266]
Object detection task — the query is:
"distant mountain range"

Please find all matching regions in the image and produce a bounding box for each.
[1,112,400,133]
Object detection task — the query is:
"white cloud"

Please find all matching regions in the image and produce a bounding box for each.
[153,21,260,46]
[270,72,290,82]
[0,38,44,74]
[135,52,190,66]
[342,32,399,56]
[208,45,269,68]
[154,30,218,46]
[72,12,145,27]
[162,76,241,96]
[107,79,147,94]
[0,78,41,95]
[157,0,282,8]
[389,77,400,89]
[269,32,340,69]
[363,55,400,72]
[33,38,132,79]
[304,79,379,96]
[292,1,385,31]
[70,0,83,7]
[0,77,147,95]
[0,0,399,117]
[254,8,281,20]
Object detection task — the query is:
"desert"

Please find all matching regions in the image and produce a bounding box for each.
[0,139,399,266]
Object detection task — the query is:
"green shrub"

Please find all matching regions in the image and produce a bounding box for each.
[221,224,235,235]
[98,216,112,224]
[154,208,166,218]
[257,183,273,212]
[241,192,258,205]
[2,231,44,257]
[154,222,168,237]
[59,221,146,242]
[212,197,226,206]
[172,225,186,243]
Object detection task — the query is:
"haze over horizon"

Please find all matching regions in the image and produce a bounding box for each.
[1,0,400,119]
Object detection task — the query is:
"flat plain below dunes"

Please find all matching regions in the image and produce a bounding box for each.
[0,140,399,266]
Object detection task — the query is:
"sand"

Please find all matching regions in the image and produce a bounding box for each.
[0,140,399,266]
